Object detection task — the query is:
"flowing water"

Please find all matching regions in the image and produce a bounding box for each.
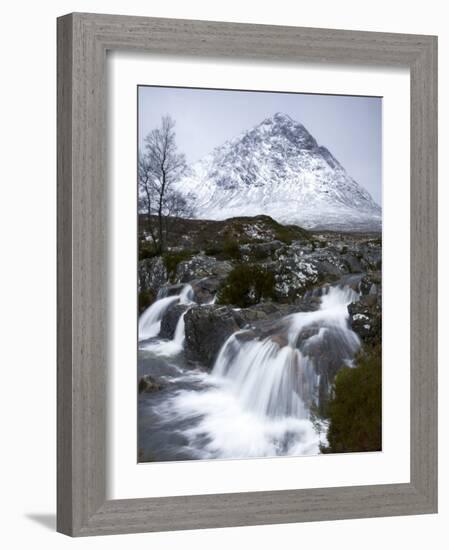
[138,283,360,462]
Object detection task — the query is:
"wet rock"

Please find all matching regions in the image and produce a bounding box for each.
[347,272,382,347]
[138,375,162,393]
[138,257,168,294]
[159,304,190,339]
[184,303,278,368]
[348,294,381,346]
[184,305,241,368]
[184,298,323,369]
[190,277,221,304]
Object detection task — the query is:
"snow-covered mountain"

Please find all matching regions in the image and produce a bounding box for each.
[176,112,381,231]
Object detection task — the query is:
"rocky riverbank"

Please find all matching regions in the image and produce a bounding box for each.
[137,214,382,459]
[139,214,381,368]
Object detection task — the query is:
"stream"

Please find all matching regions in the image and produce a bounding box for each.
[138,282,361,461]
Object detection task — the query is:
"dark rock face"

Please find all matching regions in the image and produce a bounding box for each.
[183,297,323,369]
[348,274,381,346]
[159,304,190,339]
[138,257,168,294]
[184,305,241,368]
[341,253,364,273]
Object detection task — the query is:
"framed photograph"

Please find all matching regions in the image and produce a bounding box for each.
[57,13,437,536]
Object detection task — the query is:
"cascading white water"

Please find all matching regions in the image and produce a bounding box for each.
[141,284,361,460]
[142,311,188,357]
[138,295,180,341]
[179,284,195,304]
[173,311,187,346]
[212,335,314,418]
[212,285,360,420]
[138,284,194,342]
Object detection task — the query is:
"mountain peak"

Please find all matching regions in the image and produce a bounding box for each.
[252,112,316,151]
[176,114,381,231]
[259,112,305,131]
[270,112,293,123]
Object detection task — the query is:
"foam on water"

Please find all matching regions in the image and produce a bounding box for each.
[138,283,195,343]
[144,285,359,460]
[138,295,180,341]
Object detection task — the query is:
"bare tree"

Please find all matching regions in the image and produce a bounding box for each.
[162,190,196,243]
[138,155,157,246]
[138,115,190,253]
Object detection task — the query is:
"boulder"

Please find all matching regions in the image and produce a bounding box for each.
[314,259,346,278]
[348,293,381,346]
[184,305,241,368]
[175,255,233,284]
[239,240,284,261]
[183,298,322,369]
[267,239,373,301]
[159,304,190,339]
[138,256,168,294]
[267,246,320,300]
[341,253,364,273]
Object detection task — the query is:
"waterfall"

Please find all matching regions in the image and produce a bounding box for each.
[143,311,188,357]
[138,295,180,341]
[173,311,187,348]
[213,336,314,418]
[212,285,360,419]
[179,284,195,304]
[139,283,361,460]
[138,283,195,342]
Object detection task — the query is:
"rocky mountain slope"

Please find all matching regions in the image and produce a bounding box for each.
[176,112,381,231]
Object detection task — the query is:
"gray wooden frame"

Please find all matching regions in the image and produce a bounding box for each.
[57,12,438,537]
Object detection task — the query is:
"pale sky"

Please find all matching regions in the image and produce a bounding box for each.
[138,86,382,205]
